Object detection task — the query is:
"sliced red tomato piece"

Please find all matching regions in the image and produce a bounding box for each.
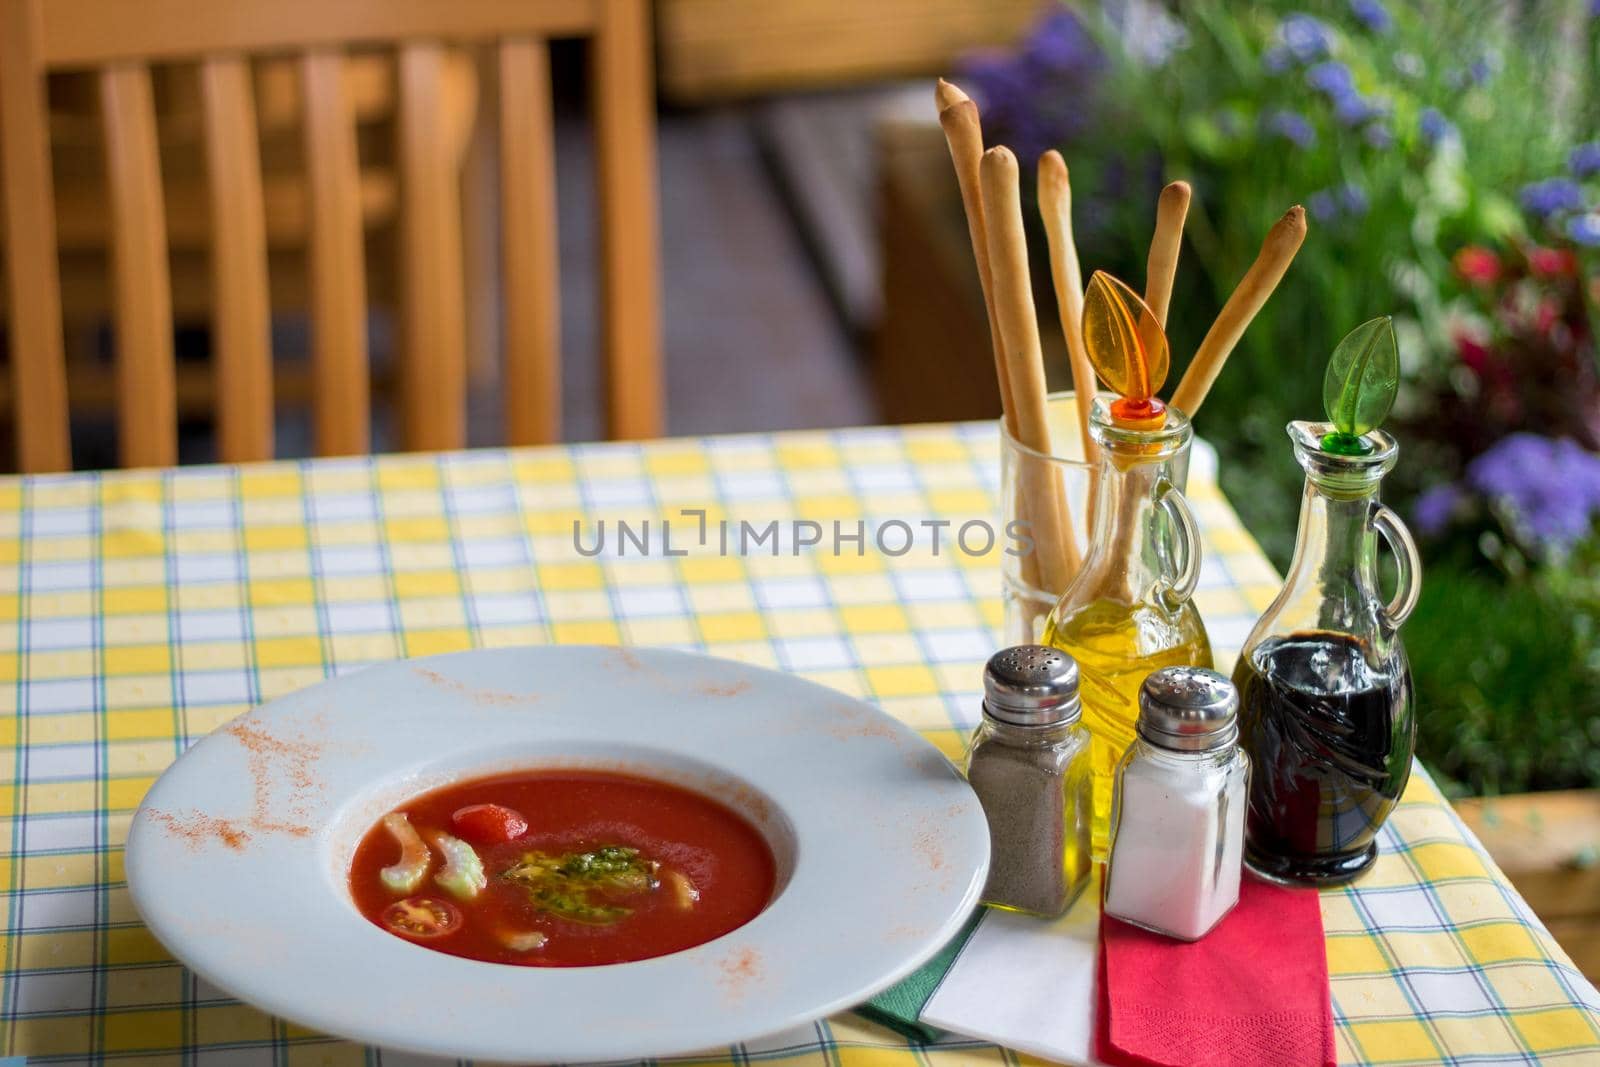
[451,803,529,844]
[382,896,462,939]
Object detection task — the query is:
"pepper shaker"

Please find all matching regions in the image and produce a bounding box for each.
[1105,667,1250,940]
[964,645,1093,917]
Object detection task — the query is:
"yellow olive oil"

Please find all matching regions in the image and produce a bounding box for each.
[1043,597,1213,858]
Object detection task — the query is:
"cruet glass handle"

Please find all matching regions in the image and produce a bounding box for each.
[1154,482,1201,610]
[1370,502,1421,630]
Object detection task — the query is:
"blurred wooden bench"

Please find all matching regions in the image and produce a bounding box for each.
[1456,790,1600,982]
[656,0,1040,102]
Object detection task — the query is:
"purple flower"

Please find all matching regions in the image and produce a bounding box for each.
[958,9,1104,163]
[1309,189,1340,223]
[1263,45,1293,73]
[1264,109,1317,148]
[1363,122,1393,149]
[1519,178,1586,220]
[1307,60,1356,97]
[1025,10,1099,73]
[1570,142,1600,179]
[1414,484,1464,536]
[1310,182,1371,224]
[1349,0,1393,33]
[1334,93,1379,126]
[1466,434,1600,548]
[1569,214,1600,247]
[1280,14,1333,62]
[1419,107,1457,147]
[1467,57,1492,85]
[1339,182,1369,216]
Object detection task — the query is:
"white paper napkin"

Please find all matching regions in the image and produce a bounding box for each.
[921,872,1105,1066]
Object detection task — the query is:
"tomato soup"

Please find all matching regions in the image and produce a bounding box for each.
[349,770,777,966]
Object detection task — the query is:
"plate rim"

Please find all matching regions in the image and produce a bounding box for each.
[126,645,989,1061]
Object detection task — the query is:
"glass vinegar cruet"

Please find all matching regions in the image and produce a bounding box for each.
[1041,273,1213,861]
[1234,316,1421,886]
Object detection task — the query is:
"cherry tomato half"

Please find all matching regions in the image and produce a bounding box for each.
[382,896,462,939]
[451,803,529,844]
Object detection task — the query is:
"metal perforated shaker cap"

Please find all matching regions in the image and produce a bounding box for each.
[1137,666,1239,752]
[982,645,1081,726]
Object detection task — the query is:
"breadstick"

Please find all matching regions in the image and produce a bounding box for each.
[1144,181,1191,328]
[980,146,1081,589]
[936,80,1012,432]
[936,80,1048,605]
[1171,206,1307,416]
[1036,150,1096,463]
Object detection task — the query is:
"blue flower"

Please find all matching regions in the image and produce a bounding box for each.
[1306,60,1355,97]
[1349,0,1393,33]
[1263,45,1293,73]
[1308,189,1340,223]
[1025,10,1100,73]
[1264,109,1317,148]
[1363,122,1393,149]
[1413,484,1464,536]
[1467,57,1492,85]
[1419,107,1457,148]
[1519,178,1586,219]
[1569,214,1600,247]
[1280,14,1333,62]
[1334,93,1379,126]
[1466,434,1600,549]
[1569,142,1600,179]
[1339,182,1369,216]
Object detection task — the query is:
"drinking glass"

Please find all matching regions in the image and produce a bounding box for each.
[999,391,1095,645]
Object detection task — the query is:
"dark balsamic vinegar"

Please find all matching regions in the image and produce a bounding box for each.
[1234,631,1413,885]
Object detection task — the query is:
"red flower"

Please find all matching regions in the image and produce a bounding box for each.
[1453,330,1491,373]
[1453,246,1501,286]
[1535,297,1562,335]
[1526,246,1578,278]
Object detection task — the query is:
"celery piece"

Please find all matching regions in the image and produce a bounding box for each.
[432,832,487,900]
[498,929,548,952]
[378,813,431,894]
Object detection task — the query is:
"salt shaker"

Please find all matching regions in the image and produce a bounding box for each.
[964,645,1092,917]
[1105,667,1250,940]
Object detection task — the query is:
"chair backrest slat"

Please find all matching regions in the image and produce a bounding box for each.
[38,0,598,66]
[498,36,560,445]
[0,0,72,471]
[300,49,371,456]
[99,63,178,468]
[200,56,275,463]
[593,0,660,440]
[397,41,467,452]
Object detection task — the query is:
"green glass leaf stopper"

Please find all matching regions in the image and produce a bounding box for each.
[1321,316,1399,455]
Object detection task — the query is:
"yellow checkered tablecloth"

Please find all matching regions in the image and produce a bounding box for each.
[0,422,1596,1065]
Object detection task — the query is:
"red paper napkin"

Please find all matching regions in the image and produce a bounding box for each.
[1097,875,1336,1067]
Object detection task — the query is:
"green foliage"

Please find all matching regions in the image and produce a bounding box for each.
[1056,0,1600,562]
[1409,557,1600,795]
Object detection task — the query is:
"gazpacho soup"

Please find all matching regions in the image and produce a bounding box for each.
[349,769,777,966]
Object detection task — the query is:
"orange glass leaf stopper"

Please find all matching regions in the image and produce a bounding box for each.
[1082,271,1170,429]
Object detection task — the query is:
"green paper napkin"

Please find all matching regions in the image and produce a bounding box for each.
[854,909,986,1042]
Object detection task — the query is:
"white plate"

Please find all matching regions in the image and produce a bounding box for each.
[126,646,989,1062]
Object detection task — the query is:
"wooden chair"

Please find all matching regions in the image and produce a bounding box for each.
[0,0,662,472]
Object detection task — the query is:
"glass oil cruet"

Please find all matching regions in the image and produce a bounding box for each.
[1042,272,1213,860]
[1234,316,1421,886]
